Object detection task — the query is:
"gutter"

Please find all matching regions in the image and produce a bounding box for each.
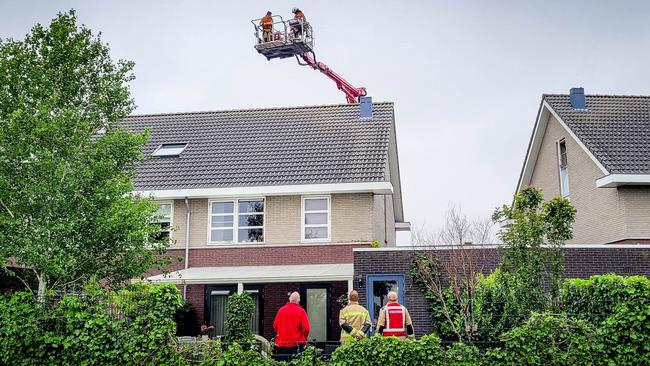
[183,197,191,300]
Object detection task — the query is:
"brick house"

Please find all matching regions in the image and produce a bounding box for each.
[517,89,650,244]
[118,101,409,344]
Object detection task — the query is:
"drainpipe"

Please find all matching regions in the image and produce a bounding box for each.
[183,197,191,300]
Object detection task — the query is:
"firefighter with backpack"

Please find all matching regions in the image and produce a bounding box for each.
[376,291,415,339]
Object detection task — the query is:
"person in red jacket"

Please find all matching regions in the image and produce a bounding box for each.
[273,291,310,361]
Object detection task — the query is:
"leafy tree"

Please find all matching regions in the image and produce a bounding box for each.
[0,10,168,298]
[490,186,576,322]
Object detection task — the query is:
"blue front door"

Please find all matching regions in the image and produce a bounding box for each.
[365,274,405,334]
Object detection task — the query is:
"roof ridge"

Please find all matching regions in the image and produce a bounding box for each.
[544,93,650,98]
[125,101,395,119]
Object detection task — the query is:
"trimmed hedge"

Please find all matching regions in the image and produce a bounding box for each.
[562,275,650,365]
[0,283,183,366]
[331,334,444,366]
[495,312,602,366]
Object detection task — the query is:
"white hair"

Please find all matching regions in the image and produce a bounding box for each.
[289,291,301,303]
[387,291,398,301]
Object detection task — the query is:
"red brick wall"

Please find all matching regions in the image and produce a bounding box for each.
[165,243,367,271]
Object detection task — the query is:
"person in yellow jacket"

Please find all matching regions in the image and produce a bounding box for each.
[339,290,371,344]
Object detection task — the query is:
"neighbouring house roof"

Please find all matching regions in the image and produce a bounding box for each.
[145,263,353,284]
[518,94,650,191]
[118,103,394,191]
[544,95,650,174]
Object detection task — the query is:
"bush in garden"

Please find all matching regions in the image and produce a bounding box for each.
[0,283,183,366]
[497,312,602,366]
[224,292,256,349]
[473,268,526,342]
[331,334,444,366]
[444,342,485,366]
[562,274,650,365]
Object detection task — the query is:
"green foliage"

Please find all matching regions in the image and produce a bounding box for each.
[0,10,168,296]
[497,312,601,366]
[473,269,523,341]
[444,343,485,366]
[562,275,650,365]
[331,334,444,366]
[410,254,465,341]
[215,342,274,366]
[0,283,184,366]
[224,292,255,349]
[491,186,576,322]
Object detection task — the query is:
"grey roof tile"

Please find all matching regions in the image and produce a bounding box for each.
[544,94,650,174]
[117,103,394,190]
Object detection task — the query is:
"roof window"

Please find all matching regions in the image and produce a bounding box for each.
[152,143,187,157]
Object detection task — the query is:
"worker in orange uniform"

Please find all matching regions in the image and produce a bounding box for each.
[290,8,307,38]
[376,291,415,340]
[339,290,371,344]
[259,11,274,42]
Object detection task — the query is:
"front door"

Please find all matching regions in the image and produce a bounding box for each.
[204,285,236,337]
[300,284,330,344]
[366,274,405,335]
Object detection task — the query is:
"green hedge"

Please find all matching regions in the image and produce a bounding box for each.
[494,312,602,366]
[224,292,255,349]
[562,275,650,365]
[0,283,183,366]
[331,334,444,366]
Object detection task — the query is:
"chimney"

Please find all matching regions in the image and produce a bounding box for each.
[570,87,586,110]
[359,96,373,119]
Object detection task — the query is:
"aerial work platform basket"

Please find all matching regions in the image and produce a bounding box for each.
[252,15,313,60]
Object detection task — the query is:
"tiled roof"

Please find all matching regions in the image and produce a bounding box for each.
[117,103,393,190]
[545,94,650,174]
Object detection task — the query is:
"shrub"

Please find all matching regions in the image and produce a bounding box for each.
[562,274,650,324]
[331,334,444,366]
[562,274,650,365]
[224,292,255,349]
[0,283,184,366]
[473,268,525,342]
[497,312,602,366]
[444,343,484,366]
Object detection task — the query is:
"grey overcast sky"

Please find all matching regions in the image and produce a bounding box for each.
[2,0,650,234]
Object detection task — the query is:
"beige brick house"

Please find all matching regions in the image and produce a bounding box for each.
[118,101,408,344]
[517,89,650,244]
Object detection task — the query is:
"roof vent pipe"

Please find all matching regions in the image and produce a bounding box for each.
[360,96,373,119]
[570,87,586,110]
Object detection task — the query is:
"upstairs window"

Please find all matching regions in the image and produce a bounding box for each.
[152,202,173,242]
[558,139,570,198]
[152,143,187,157]
[302,196,330,241]
[209,199,264,244]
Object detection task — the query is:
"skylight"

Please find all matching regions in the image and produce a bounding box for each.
[152,143,187,157]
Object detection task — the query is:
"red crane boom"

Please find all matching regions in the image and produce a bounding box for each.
[297,53,367,104]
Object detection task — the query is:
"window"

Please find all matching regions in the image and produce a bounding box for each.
[302,196,330,241]
[152,202,172,242]
[209,199,264,243]
[558,139,570,198]
[152,143,187,157]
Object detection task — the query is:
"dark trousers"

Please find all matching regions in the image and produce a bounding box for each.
[274,345,303,361]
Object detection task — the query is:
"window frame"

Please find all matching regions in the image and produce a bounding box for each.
[152,143,188,157]
[301,195,331,243]
[152,201,174,244]
[557,139,570,198]
[207,198,266,245]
